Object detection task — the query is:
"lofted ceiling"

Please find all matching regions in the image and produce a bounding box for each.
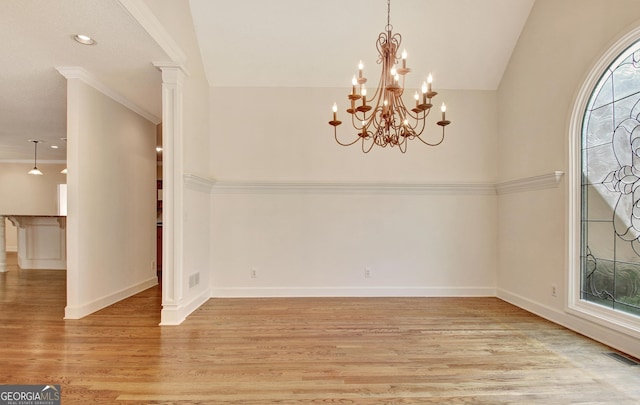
[190,0,535,89]
[0,0,534,162]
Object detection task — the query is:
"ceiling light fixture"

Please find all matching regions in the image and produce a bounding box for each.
[28,140,43,175]
[329,0,451,153]
[73,34,96,45]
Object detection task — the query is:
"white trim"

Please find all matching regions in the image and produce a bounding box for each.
[209,174,567,196]
[155,64,186,326]
[498,288,640,359]
[160,288,210,326]
[211,181,496,195]
[495,171,564,195]
[211,286,496,298]
[152,61,189,77]
[117,0,187,65]
[64,277,158,319]
[184,173,215,193]
[567,22,640,340]
[55,67,161,124]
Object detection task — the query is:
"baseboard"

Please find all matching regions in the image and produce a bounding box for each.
[65,276,158,319]
[497,288,640,359]
[160,287,211,326]
[210,286,496,298]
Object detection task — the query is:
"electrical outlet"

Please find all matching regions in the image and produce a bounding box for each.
[364,267,372,278]
[551,284,557,297]
[251,268,257,278]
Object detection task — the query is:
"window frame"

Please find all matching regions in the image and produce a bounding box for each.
[569,25,640,339]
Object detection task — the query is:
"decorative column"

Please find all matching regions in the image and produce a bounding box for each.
[0,216,6,272]
[153,62,187,325]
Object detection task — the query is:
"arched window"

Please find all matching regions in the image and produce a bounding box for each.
[581,40,640,318]
[570,28,640,336]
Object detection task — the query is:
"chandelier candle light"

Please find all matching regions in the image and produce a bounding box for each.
[329,0,451,153]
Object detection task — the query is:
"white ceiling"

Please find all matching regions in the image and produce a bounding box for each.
[0,0,534,161]
[190,0,535,89]
[0,0,168,161]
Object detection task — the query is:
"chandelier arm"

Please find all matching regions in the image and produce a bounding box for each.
[405,107,430,121]
[368,44,387,103]
[414,126,446,147]
[371,107,384,128]
[334,127,362,147]
[362,137,376,153]
[408,106,429,136]
[351,112,363,128]
[373,127,385,147]
[398,136,408,153]
[414,113,428,137]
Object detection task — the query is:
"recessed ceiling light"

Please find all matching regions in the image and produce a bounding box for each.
[73,34,96,45]
[50,145,59,149]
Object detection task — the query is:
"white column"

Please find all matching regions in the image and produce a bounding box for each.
[154,62,187,325]
[0,216,6,272]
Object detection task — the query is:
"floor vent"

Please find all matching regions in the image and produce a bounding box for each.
[605,352,640,366]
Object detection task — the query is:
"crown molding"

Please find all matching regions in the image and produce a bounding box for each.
[117,0,187,65]
[55,67,161,124]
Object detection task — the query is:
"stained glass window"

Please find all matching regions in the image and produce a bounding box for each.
[582,40,640,317]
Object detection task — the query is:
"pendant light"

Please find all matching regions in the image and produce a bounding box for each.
[28,140,43,175]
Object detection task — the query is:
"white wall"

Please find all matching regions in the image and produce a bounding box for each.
[211,189,496,297]
[497,0,640,358]
[64,78,157,319]
[0,162,67,214]
[0,162,67,251]
[210,88,496,182]
[210,87,498,296]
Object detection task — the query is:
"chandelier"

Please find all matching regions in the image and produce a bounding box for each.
[329,0,450,153]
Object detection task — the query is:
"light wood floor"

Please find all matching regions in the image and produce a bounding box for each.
[1,254,639,404]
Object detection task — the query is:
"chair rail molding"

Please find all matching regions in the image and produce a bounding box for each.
[184,173,215,193]
[495,171,564,195]
[210,181,496,195]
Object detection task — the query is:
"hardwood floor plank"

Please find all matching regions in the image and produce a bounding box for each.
[1,253,639,403]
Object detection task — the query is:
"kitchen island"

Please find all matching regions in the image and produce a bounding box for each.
[0,215,66,271]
